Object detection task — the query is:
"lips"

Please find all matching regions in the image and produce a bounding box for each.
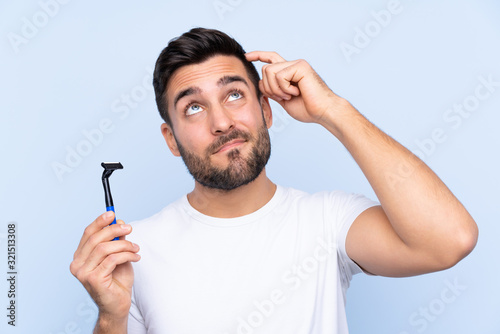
[213,139,246,154]
[209,129,252,155]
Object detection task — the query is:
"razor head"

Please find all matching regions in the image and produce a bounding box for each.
[101,162,123,179]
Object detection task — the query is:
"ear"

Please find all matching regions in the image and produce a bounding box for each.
[261,96,273,129]
[161,123,181,157]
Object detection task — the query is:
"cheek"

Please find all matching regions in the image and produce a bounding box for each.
[176,125,211,153]
[235,104,264,128]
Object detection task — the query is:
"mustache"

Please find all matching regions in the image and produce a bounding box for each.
[208,129,252,154]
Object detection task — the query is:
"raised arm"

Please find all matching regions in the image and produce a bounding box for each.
[246,51,478,277]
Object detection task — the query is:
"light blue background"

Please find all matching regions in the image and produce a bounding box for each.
[1,0,499,333]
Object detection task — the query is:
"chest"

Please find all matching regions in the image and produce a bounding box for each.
[133,217,341,333]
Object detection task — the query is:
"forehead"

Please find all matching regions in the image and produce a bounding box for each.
[166,55,251,100]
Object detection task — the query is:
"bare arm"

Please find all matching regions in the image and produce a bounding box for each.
[246,51,478,276]
[326,106,477,276]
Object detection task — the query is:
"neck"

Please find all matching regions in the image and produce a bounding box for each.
[187,169,276,218]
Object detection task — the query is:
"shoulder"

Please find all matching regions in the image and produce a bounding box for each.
[278,186,378,233]
[281,185,374,209]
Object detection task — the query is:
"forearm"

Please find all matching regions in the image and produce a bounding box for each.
[94,313,128,334]
[320,98,478,265]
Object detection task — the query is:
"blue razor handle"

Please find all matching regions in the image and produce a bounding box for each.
[107,205,119,241]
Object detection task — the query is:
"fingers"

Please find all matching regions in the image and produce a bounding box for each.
[93,251,140,280]
[70,212,140,319]
[71,212,135,277]
[273,60,304,97]
[76,212,117,252]
[245,51,285,64]
[115,219,127,241]
[260,63,287,101]
[80,238,140,274]
[259,64,301,103]
[73,221,134,266]
[70,219,140,289]
[246,51,288,100]
[76,241,140,283]
[246,51,308,101]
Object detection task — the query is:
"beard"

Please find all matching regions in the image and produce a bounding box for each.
[175,124,271,191]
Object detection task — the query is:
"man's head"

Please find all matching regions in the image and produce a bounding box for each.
[153,27,262,126]
[153,28,272,191]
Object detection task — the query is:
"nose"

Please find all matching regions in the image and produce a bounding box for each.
[209,104,235,135]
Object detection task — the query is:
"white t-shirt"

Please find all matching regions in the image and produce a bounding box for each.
[127,185,378,334]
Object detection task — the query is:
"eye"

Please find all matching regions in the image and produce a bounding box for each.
[185,103,203,116]
[227,90,243,102]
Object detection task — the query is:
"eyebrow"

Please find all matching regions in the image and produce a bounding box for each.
[217,75,249,87]
[173,87,202,110]
[173,75,249,110]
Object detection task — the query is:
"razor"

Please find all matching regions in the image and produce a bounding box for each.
[101,162,123,240]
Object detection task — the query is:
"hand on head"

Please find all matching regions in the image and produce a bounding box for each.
[246,51,342,125]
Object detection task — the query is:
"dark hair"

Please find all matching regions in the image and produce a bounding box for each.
[153,28,262,126]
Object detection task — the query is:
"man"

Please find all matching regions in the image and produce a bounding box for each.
[70,28,478,333]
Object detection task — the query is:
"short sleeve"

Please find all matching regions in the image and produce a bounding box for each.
[127,286,147,334]
[326,191,379,291]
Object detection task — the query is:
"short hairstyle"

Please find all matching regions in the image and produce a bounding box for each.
[153,27,262,126]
